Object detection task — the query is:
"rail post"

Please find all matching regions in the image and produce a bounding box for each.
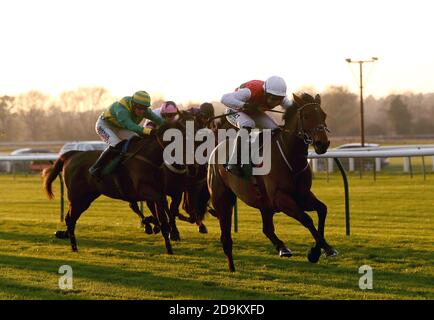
[334,158,350,236]
[59,173,64,222]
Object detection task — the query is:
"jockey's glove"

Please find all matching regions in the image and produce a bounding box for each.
[142,127,156,136]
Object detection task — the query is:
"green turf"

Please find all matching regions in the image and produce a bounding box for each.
[0,173,433,300]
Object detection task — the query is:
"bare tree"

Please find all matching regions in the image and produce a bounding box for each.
[0,95,15,141]
[14,91,51,140]
[321,86,359,136]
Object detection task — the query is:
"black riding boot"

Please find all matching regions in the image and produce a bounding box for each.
[226,127,252,177]
[89,142,123,179]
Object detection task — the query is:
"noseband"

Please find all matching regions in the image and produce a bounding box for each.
[296,103,330,145]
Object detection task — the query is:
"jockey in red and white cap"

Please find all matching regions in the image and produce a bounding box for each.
[221,76,295,176]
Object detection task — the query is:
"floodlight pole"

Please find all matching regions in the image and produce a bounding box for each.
[346,57,378,147]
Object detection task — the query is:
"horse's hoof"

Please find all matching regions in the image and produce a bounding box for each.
[177,214,189,222]
[325,248,339,258]
[307,246,321,263]
[55,231,69,239]
[144,224,153,235]
[166,247,173,255]
[279,247,293,258]
[198,225,208,234]
[153,226,161,234]
[71,247,78,252]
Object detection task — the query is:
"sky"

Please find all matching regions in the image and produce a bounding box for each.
[1,0,434,104]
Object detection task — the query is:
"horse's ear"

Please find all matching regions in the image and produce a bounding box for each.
[292,93,302,106]
[315,94,321,104]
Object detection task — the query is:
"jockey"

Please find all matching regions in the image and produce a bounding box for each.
[186,102,216,128]
[198,102,215,127]
[144,101,179,129]
[221,76,295,176]
[89,90,164,179]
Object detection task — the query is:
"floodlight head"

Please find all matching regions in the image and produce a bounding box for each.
[345,58,352,63]
[372,57,378,61]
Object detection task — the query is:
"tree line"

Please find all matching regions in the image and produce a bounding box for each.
[1,86,433,142]
[320,86,434,137]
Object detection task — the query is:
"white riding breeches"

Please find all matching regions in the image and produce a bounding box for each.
[95,117,137,147]
[225,108,278,129]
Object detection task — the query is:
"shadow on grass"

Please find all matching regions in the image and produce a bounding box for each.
[0,253,284,300]
[0,277,87,300]
[0,230,432,299]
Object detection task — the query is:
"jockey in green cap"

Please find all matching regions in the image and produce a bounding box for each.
[89,90,164,179]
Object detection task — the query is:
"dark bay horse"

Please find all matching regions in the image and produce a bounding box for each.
[43,114,195,254]
[140,109,212,236]
[142,162,209,236]
[208,93,338,272]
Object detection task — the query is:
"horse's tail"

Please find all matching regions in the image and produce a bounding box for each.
[42,151,79,200]
[42,157,64,200]
[183,181,210,222]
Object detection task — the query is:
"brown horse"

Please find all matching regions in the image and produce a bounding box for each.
[142,162,209,236]
[43,114,195,254]
[140,109,212,236]
[208,93,338,272]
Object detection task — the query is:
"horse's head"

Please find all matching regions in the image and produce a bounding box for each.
[283,93,330,154]
[153,110,202,176]
[154,110,198,136]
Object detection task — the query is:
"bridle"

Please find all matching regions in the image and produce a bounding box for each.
[158,116,200,177]
[296,102,330,145]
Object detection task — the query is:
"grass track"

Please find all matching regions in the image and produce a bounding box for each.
[0,173,433,300]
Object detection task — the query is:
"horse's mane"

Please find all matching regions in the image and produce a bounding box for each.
[282,92,316,124]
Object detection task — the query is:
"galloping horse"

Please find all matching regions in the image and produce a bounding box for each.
[140,109,211,236]
[142,161,209,236]
[43,113,195,254]
[208,93,338,272]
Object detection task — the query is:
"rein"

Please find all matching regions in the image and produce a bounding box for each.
[275,131,309,176]
[295,102,330,145]
[120,134,166,169]
[276,101,328,175]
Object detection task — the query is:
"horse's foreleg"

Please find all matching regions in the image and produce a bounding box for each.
[170,192,186,220]
[129,202,153,235]
[275,191,325,263]
[154,200,173,254]
[177,192,193,223]
[167,195,181,241]
[146,200,160,234]
[259,209,292,257]
[299,193,338,258]
[193,186,210,233]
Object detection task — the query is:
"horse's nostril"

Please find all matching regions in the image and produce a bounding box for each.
[314,141,329,153]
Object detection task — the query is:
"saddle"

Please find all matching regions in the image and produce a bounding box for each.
[222,121,277,179]
[101,138,133,176]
